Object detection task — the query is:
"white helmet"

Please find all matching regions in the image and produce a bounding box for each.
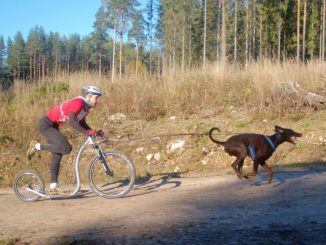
[81,86,102,97]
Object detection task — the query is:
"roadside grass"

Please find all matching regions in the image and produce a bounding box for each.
[0,236,18,245]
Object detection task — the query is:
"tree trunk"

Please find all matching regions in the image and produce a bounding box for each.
[189,27,192,69]
[252,0,256,60]
[302,0,307,61]
[259,15,262,59]
[42,55,45,81]
[234,0,237,62]
[112,25,116,82]
[297,0,300,64]
[216,0,221,65]
[181,14,185,73]
[245,0,249,68]
[119,12,124,79]
[99,52,102,79]
[136,42,139,77]
[322,0,326,61]
[33,51,36,83]
[203,0,207,68]
[173,26,176,74]
[278,22,281,63]
[220,0,226,65]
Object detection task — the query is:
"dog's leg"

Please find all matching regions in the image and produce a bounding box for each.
[237,159,244,175]
[225,145,247,180]
[243,161,259,182]
[262,163,273,183]
[231,157,245,180]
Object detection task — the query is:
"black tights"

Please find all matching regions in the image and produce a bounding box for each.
[38,117,72,183]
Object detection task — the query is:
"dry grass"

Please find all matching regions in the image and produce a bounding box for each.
[0,60,325,186]
[1,60,325,146]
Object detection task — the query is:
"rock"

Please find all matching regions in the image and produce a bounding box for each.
[109,113,126,124]
[173,166,180,173]
[202,147,209,155]
[136,147,144,153]
[146,153,154,161]
[167,140,186,153]
[201,158,209,165]
[154,153,161,161]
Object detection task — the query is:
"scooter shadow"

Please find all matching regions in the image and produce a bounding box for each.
[126,172,183,197]
[48,172,183,200]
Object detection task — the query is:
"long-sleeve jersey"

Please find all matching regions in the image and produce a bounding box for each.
[46,96,91,135]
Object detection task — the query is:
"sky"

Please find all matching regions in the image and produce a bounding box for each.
[0,0,147,42]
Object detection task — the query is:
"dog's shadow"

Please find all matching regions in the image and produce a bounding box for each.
[248,163,326,187]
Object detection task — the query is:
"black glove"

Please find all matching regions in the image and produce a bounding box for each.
[96,130,104,137]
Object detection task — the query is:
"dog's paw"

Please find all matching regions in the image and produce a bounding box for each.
[244,176,253,182]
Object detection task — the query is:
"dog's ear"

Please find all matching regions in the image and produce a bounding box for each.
[274,125,284,133]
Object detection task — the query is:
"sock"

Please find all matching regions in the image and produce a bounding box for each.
[50,183,57,189]
[35,143,41,150]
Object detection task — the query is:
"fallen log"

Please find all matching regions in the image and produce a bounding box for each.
[271,80,326,109]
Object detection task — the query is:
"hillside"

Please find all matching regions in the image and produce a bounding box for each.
[1,63,326,187]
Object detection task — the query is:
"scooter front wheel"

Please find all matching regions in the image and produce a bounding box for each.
[88,150,136,199]
[13,169,45,202]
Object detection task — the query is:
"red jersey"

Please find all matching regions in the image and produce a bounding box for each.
[46,97,89,124]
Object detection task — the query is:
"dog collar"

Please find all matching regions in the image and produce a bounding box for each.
[264,136,276,151]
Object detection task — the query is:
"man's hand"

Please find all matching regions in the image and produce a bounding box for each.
[97,130,104,137]
[87,129,104,137]
[87,129,97,136]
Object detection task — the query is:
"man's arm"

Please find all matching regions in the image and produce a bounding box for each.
[68,112,89,135]
[79,119,91,130]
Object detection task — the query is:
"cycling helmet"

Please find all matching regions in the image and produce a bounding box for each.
[81,86,102,97]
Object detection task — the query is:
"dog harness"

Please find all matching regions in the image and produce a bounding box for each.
[248,136,276,161]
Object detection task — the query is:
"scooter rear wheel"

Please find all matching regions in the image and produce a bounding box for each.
[13,169,45,202]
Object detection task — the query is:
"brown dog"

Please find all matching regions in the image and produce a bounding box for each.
[209,126,302,183]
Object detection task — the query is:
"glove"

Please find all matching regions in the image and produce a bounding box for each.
[96,130,104,137]
[87,129,97,136]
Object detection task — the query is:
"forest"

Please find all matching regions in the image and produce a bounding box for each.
[1,0,326,89]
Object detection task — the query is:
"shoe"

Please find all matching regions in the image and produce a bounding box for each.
[26,140,38,160]
[48,187,70,195]
[48,188,59,195]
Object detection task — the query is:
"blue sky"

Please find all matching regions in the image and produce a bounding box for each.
[0,0,147,41]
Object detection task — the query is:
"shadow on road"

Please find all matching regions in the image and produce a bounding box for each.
[33,166,326,244]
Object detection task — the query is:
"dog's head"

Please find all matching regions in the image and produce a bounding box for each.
[274,126,302,144]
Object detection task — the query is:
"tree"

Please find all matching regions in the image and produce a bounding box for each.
[302,0,307,61]
[203,0,207,68]
[146,0,155,75]
[128,9,146,76]
[7,32,27,79]
[0,36,5,70]
[234,0,238,62]
[297,0,301,63]
[322,0,326,61]
[26,28,39,82]
[92,6,109,78]
[48,32,62,78]
[220,0,226,65]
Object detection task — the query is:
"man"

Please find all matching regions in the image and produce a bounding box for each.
[26,85,103,195]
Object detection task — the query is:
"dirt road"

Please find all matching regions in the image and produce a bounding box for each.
[1,167,326,245]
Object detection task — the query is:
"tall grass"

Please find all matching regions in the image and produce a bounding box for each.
[0,60,325,146]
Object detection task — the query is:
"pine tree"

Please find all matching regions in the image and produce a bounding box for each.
[128,9,146,76]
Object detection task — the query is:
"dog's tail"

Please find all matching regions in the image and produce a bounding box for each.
[209,127,225,145]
